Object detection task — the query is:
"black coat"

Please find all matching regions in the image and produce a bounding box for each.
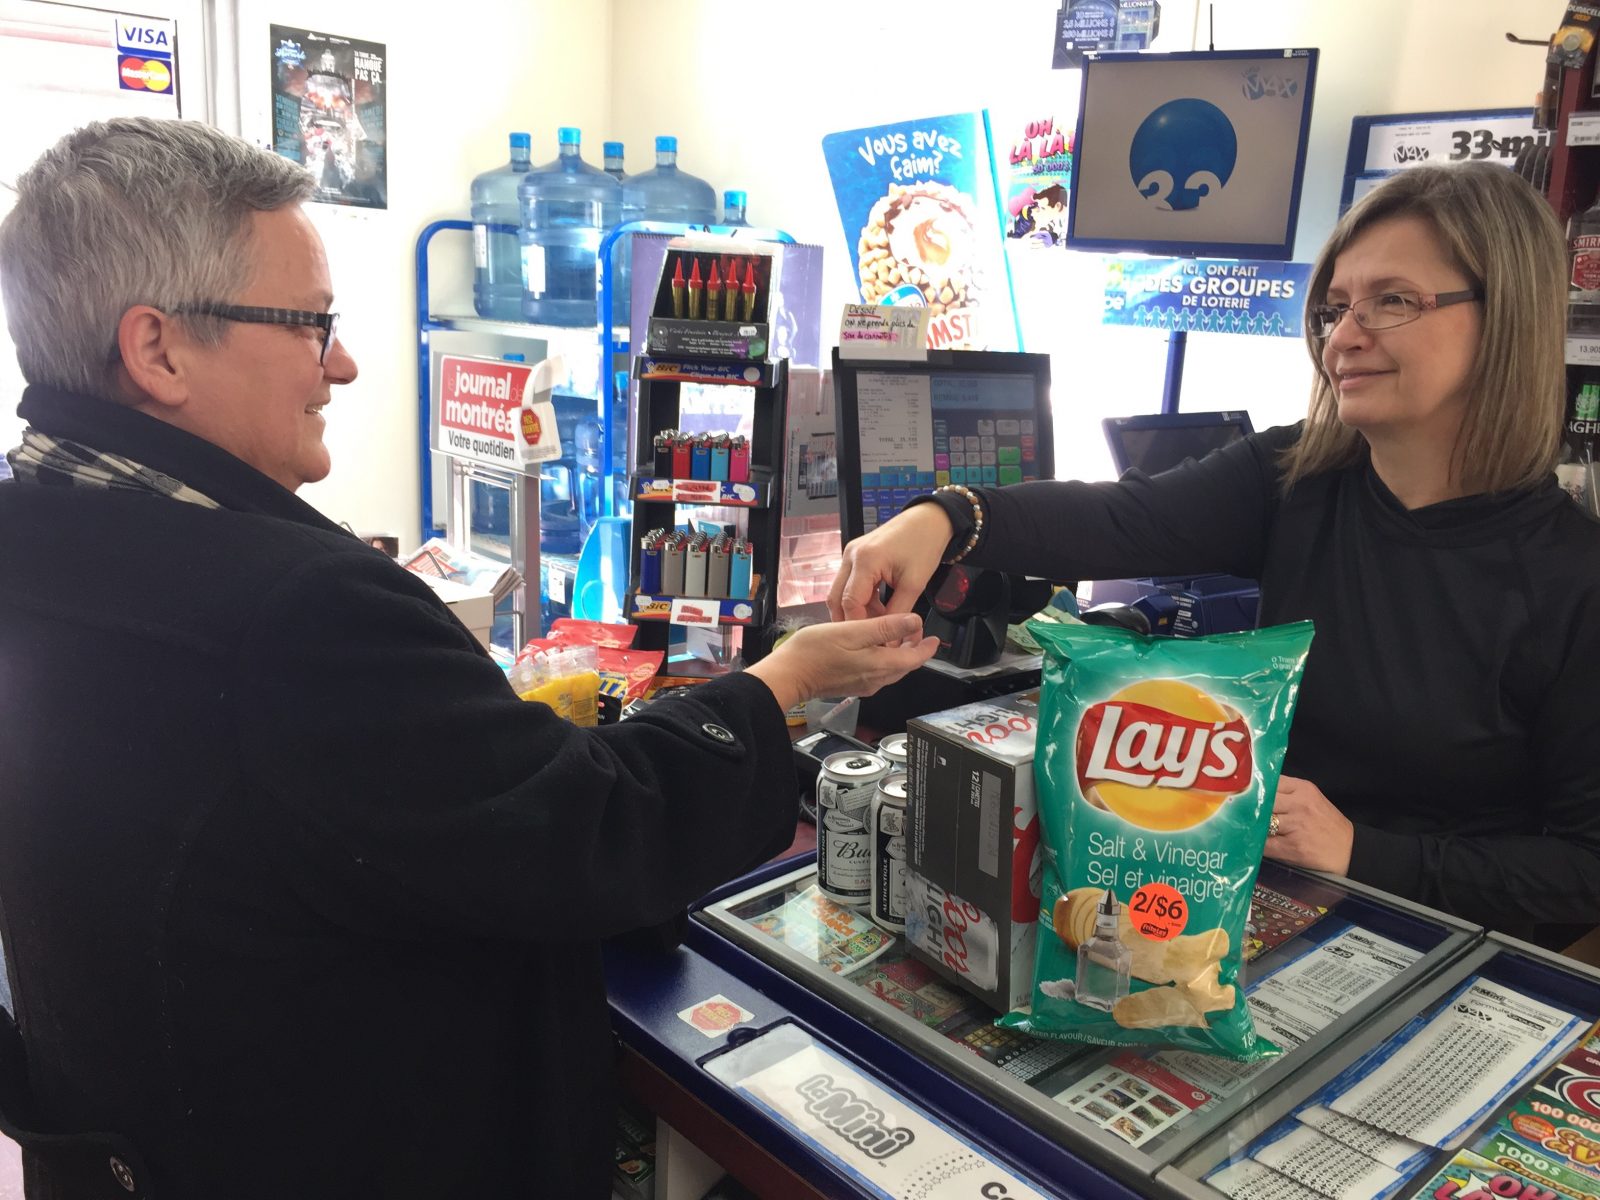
[0,386,799,1196]
[965,423,1600,940]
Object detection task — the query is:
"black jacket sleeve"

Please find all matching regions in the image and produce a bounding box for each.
[228,550,798,943]
[961,426,1295,583]
[1347,581,1600,932]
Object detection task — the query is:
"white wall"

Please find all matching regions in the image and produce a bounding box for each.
[234,0,613,535]
[608,0,1544,481]
[1,0,1547,525]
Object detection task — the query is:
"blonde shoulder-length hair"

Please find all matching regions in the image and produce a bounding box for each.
[1280,161,1566,494]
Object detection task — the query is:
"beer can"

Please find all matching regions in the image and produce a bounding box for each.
[816,806,871,907]
[817,751,890,820]
[869,772,909,931]
[876,732,908,770]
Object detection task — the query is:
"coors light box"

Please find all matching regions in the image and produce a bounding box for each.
[904,690,1042,1012]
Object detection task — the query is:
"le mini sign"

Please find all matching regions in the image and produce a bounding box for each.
[434,354,563,473]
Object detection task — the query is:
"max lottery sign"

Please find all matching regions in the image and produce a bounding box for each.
[434,354,563,472]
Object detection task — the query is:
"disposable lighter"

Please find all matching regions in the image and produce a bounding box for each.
[707,536,731,598]
[710,435,730,482]
[729,436,750,483]
[652,433,673,478]
[671,434,692,479]
[684,533,709,596]
[638,531,662,593]
[729,540,753,600]
[690,435,712,480]
[661,534,686,595]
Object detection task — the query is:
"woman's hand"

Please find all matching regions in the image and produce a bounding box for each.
[745,613,940,714]
[1263,776,1354,875]
[827,503,953,621]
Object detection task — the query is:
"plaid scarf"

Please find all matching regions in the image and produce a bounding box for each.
[4,427,220,510]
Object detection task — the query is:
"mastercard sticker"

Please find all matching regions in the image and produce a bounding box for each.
[119,55,174,94]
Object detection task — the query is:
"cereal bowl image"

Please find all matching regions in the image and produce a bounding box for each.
[1074,678,1254,832]
[856,181,984,317]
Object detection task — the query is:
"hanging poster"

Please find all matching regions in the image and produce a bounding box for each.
[1102,257,1313,337]
[822,112,1019,352]
[1052,0,1161,69]
[269,25,387,209]
[992,106,1078,250]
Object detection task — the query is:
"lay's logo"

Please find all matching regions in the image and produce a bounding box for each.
[1075,680,1253,832]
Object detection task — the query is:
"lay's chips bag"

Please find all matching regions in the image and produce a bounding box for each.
[999,619,1314,1060]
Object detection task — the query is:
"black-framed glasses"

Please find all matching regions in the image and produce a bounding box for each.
[1307,289,1480,339]
[173,303,341,363]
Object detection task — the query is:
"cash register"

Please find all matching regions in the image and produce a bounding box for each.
[1090,410,1261,637]
[829,347,1056,731]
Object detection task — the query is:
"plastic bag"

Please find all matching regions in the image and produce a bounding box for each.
[1000,620,1314,1060]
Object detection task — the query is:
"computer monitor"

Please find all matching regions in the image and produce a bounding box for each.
[1067,48,1318,260]
[831,349,1054,547]
[1102,410,1254,478]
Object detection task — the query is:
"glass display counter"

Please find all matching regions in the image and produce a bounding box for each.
[688,857,1488,1197]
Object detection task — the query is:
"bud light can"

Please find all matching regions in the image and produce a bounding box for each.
[870,772,909,931]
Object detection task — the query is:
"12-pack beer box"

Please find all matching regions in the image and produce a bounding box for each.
[903,690,1043,1013]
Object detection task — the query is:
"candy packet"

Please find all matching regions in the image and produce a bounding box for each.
[999,620,1314,1060]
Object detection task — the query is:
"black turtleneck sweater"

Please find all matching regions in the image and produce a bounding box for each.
[959,423,1600,941]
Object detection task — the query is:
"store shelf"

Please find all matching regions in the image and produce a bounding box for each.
[629,579,767,627]
[634,354,780,387]
[423,313,627,347]
[632,474,774,508]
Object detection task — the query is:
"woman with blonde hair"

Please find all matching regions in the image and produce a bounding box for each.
[831,162,1600,943]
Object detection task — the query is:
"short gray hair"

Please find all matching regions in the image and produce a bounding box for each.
[0,117,315,400]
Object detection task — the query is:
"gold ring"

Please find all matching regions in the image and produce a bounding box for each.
[1268,814,1282,837]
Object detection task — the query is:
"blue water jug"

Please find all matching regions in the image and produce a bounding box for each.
[626,135,716,229]
[471,132,532,321]
[614,136,717,330]
[721,190,748,227]
[603,141,627,182]
[519,127,621,327]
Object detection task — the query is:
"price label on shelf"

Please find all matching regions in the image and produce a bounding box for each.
[1570,112,1600,148]
[1566,336,1600,366]
[669,597,719,627]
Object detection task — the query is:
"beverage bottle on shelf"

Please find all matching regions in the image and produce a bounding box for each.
[1558,374,1600,517]
[602,141,627,182]
[614,136,718,330]
[1567,193,1600,339]
[518,127,621,328]
[470,132,533,321]
[721,190,749,227]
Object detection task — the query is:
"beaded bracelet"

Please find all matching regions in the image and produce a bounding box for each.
[936,483,986,563]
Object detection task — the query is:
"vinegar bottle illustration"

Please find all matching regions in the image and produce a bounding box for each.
[1076,891,1131,1011]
